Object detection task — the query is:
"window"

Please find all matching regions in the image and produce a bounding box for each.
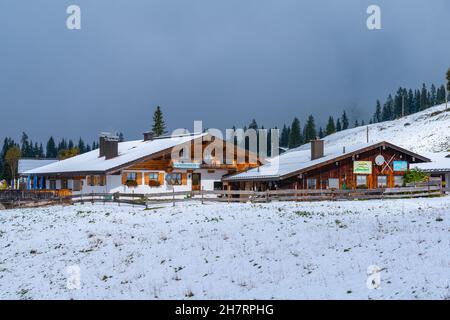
[73,179,82,191]
[49,180,56,190]
[98,175,106,186]
[394,175,404,187]
[147,172,160,187]
[88,175,95,186]
[127,172,137,181]
[61,179,68,189]
[166,173,182,185]
[213,181,223,190]
[307,178,317,189]
[356,175,367,187]
[328,178,339,189]
[377,175,387,187]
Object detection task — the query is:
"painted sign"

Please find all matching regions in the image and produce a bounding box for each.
[393,160,408,172]
[353,161,372,174]
[172,162,201,169]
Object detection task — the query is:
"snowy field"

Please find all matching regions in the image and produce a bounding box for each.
[0,197,449,300]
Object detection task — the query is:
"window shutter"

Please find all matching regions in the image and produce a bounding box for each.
[158,173,164,186]
[121,173,127,185]
[181,173,187,185]
[136,172,142,185]
[144,173,149,186]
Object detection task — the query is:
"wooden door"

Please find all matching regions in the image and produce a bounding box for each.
[192,173,201,191]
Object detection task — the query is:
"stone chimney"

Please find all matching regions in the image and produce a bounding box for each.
[311,138,324,160]
[99,133,119,160]
[143,131,155,141]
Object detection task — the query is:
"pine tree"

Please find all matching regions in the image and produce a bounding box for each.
[20,132,31,157]
[318,127,324,139]
[447,68,450,98]
[373,100,382,123]
[336,119,342,132]
[46,137,57,158]
[325,116,336,136]
[381,95,393,121]
[430,84,437,106]
[341,111,349,130]
[288,117,302,149]
[420,83,429,110]
[152,106,166,136]
[354,120,359,127]
[303,115,317,142]
[118,132,125,142]
[280,125,290,148]
[77,138,86,154]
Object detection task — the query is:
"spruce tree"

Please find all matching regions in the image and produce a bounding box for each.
[280,125,290,147]
[46,137,57,158]
[288,118,302,149]
[447,68,450,99]
[336,119,342,132]
[152,106,166,136]
[341,111,349,130]
[420,83,428,110]
[303,115,317,142]
[318,127,324,139]
[373,100,381,123]
[325,116,336,136]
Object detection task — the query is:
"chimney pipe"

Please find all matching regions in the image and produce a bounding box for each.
[143,131,155,141]
[310,139,324,160]
[99,133,119,160]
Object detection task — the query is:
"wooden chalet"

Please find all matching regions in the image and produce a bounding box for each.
[223,139,431,191]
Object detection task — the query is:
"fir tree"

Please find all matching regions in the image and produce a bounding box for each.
[420,83,429,110]
[280,125,290,148]
[46,137,57,158]
[341,111,349,130]
[336,119,342,132]
[325,116,336,136]
[288,117,302,149]
[318,127,324,139]
[77,138,86,154]
[152,106,166,136]
[447,68,450,98]
[303,115,317,142]
[373,100,381,123]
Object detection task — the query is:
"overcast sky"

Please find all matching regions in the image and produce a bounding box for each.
[1,0,449,144]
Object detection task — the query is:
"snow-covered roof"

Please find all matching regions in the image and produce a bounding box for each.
[24,133,207,175]
[412,152,450,172]
[18,159,58,175]
[224,141,430,181]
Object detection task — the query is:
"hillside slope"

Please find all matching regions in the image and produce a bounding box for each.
[297,103,450,153]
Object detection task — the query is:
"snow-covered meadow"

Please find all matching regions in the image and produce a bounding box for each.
[0,197,449,300]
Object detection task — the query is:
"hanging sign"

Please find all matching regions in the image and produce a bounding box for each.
[393,161,408,172]
[353,161,372,174]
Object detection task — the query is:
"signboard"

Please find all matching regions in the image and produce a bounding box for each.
[393,160,408,172]
[353,161,372,174]
[172,162,201,169]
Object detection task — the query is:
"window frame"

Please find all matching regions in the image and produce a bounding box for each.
[356,175,368,187]
[377,175,388,188]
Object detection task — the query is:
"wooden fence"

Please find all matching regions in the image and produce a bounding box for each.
[1,184,445,209]
[66,185,444,207]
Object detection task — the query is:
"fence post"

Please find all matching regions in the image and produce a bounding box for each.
[266,190,269,203]
[172,188,175,207]
[201,187,204,205]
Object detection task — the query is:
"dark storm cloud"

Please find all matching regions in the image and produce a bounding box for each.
[0,0,449,143]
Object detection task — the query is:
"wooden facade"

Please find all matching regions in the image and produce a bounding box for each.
[226,142,430,191]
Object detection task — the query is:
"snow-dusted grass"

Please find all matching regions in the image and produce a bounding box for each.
[0,197,449,299]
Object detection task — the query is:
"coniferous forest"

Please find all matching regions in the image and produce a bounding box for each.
[0,77,449,182]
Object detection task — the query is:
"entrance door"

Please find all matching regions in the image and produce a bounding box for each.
[192,173,201,191]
